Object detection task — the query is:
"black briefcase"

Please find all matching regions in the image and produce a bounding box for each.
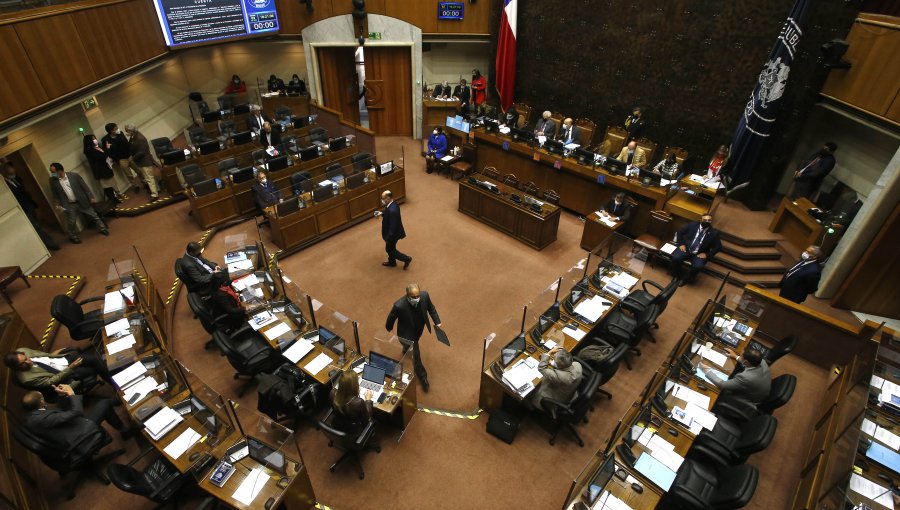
[486,409,521,444]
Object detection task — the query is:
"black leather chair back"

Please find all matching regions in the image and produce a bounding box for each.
[351,152,372,172]
[187,292,215,334]
[179,164,205,187]
[50,295,103,341]
[252,149,268,163]
[309,127,328,143]
[734,414,777,458]
[217,157,237,173]
[758,374,796,414]
[325,163,343,180]
[595,343,629,386]
[275,106,291,120]
[108,455,186,503]
[151,138,174,154]
[226,326,280,375]
[710,463,758,509]
[14,424,109,474]
[291,171,313,196]
[766,334,798,365]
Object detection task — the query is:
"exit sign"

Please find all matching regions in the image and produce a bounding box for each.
[368,32,382,40]
[438,2,464,20]
[81,96,99,111]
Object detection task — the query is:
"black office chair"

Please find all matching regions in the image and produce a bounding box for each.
[309,127,328,144]
[325,163,344,182]
[317,408,381,480]
[14,424,124,500]
[213,325,282,397]
[618,276,680,322]
[217,95,234,110]
[50,294,107,343]
[757,373,796,414]
[186,291,230,351]
[174,258,210,297]
[712,374,797,423]
[578,342,629,400]
[665,459,758,510]
[748,334,798,366]
[252,149,268,164]
[151,137,174,155]
[597,303,660,369]
[257,363,328,429]
[351,152,373,172]
[218,120,235,138]
[217,157,238,176]
[688,414,777,467]
[541,367,600,447]
[107,449,189,507]
[187,126,208,145]
[275,106,292,121]
[291,171,313,196]
[178,164,206,188]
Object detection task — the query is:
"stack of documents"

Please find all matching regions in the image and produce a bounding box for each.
[562,324,587,342]
[163,428,202,459]
[284,338,315,363]
[502,358,542,396]
[103,291,126,314]
[105,317,131,337]
[862,418,900,450]
[249,311,277,331]
[610,272,639,290]
[700,348,728,367]
[232,273,259,291]
[848,473,893,508]
[671,383,711,410]
[684,402,718,434]
[227,259,254,273]
[573,295,613,323]
[594,212,618,227]
[112,360,148,389]
[107,334,137,355]
[144,406,183,441]
[232,468,269,505]
[593,491,635,510]
[122,376,160,406]
[224,251,247,264]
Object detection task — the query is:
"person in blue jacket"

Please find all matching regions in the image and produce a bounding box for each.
[425,127,448,174]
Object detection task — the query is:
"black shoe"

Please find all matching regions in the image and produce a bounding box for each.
[100,228,110,236]
[133,185,141,193]
[149,195,159,203]
[420,378,430,393]
[382,261,397,267]
[70,237,82,244]
[403,258,412,270]
[48,244,60,251]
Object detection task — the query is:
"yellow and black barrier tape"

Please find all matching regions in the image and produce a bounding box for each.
[27,274,83,347]
[315,502,334,510]
[113,195,178,213]
[417,406,483,420]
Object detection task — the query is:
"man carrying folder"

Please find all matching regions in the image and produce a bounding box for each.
[385,284,446,392]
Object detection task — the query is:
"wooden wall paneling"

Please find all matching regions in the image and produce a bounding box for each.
[437,0,491,34]
[0,26,49,119]
[317,46,360,125]
[72,5,133,78]
[14,14,98,98]
[276,0,335,34]
[821,18,900,120]
[364,46,412,135]
[384,0,436,32]
[127,0,169,61]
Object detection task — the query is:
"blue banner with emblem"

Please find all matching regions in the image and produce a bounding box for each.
[723,0,812,189]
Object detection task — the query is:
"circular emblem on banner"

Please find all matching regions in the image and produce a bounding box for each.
[247,0,271,9]
[757,57,790,109]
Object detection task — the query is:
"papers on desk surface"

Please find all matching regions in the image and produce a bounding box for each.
[879,379,900,406]
[249,311,277,331]
[849,473,894,508]
[594,491,635,510]
[562,324,587,342]
[499,126,511,135]
[610,272,639,290]
[660,243,677,255]
[112,360,148,389]
[105,317,131,337]
[224,251,247,264]
[106,334,136,355]
[694,365,728,387]
[232,468,270,506]
[573,295,613,323]
[163,427,201,459]
[594,212,618,227]
[634,452,677,491]
[671,383,711,410]
[283,338,315,363]
[502,358,542,397]
[232,273,259,291]
[304,352,332,375]
[440,155,454,162]
[104,291,125,314]
[144,406,183,441]
[122,376,159,406]
[872,374,886,389]
[564,143,580,150]
[263,322,291,341]
[227,259,254,273]
[700,348,729,367]
[863,417,900,451]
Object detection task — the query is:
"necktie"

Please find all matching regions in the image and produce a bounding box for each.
[627,151,634,164]
[690,229,706,253]
[34,361,61,374]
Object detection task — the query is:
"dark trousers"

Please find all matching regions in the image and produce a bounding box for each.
[401,337,427,381]
[25,209,59,250]
[385,239,411,264]
[64,351,111,383]
[85,397,125,430]
[671,249,708,282]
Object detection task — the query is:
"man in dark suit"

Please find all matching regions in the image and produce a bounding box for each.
[375,190,412,269]
[252,170,281,212]
[624,106,645,141]
[247,105,272,133]
[452,79,471,114]
[671,214,722,284]
[259,122,282,148]
[5,162,59,250]
[556,118,581,145]
[779,245,823,303]
[533,111,556,139]
[22,384,127,448]
[48,162,109,244]
[790,142,837,200]
[176,241,222,295]
[385,283,442,391]
[599,192,632,225]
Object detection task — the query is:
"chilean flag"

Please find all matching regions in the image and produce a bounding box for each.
[496,0,517,112]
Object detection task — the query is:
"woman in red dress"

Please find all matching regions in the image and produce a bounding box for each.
[224,74,247,94]
[471,69,487,107]
[706,145,729,180]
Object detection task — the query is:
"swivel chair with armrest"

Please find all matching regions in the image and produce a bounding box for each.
[107,448,189,507]
[187,126,209,146]
[748,334,797,366]
[711,373,797,423]
[541,367,600,447]
[351,152,373,173]
[252,149,268,164]
[664,459,758,510]
[186,291,233,352]
[597,302,660,369]
[325,163,345,183]
[151,138,174,155]
[50,294,108,344]
[13,423,124,500]
[217,157,238,176]
[212,325,282,397]
[576,341,629,400]
[618,276,680,325]
[309,127,328,144]
[178,164,206,189]
[257,363,328,429]
[317,408,381,480]
[687,414,777,467]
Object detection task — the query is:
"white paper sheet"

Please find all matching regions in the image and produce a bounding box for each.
[672,384,711,410]
[874,426,900,451]
[304,352,332,375]
[862,418,878,436]
[573,296,612,323]
[263,322,291,341]
[871,375,886,389]
[163,428,201,459]
[112,361,148,388]
[104,317,131,336]
[283,339,315,363]
[701,349,729,367]
[660,243,677,255]
[685,402,718,431]
[232,468,270,505]
[106,334,137,355]
[848,473,894,508]
[562,325,587,342]
[122,376,159,406]
[144,406,183,440]
[227,259,254,273]
[610,272,639,290]
[249,311,277,331]
[103,291,125,314]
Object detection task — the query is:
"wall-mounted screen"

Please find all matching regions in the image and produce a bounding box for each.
[152,0,280,48]
[438,2,464,20]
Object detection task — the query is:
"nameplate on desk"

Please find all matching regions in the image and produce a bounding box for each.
[597,174,606,185]
[502,141,509,151]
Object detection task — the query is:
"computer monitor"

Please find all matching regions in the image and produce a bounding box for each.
[276,198,300,217]
[570,287,584,305]
[369,351,400,379]
[312,184,334,203]
[192,178,220,197]
[299,145,320,161]
[483,118,500,133]
[202,110,223,122]
[377,161,394,176]
[317,326,337,345]
[286,85,302,95]
[538,303,561,334]
[638,168,662,187]
[292,115,310,128]
[230,166,254,183]
[267,155,289,173]
[346,171,366,190]
[198,139,221,155]
[574,147,597,165]
[584,454,617,505]
[231,130,253,146]
[500,333,526,367]
[510,127,534,143]
[604,157,627,175]
[232,103,251,115]
[247,436,286,475]
[544,139,565,155]
[160,149,187,165]
[328,136,348,152]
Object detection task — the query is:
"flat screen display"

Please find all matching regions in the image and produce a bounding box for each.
[152,0,280,48]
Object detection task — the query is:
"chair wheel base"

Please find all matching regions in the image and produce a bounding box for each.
[374,446,381,453]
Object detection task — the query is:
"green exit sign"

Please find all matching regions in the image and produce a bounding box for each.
[81,96,99,111]
[368,32,382,40]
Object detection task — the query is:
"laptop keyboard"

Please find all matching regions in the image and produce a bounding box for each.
[360,379,383,392]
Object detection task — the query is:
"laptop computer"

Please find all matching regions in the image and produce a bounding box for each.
[359,364,386,393]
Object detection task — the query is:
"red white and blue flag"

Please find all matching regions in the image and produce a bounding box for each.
[496,0,518,112]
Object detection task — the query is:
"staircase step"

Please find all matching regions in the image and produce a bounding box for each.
[718,229,781,248]
[720,240,782,260]
[704,261,783,288]
[713,252,788,274]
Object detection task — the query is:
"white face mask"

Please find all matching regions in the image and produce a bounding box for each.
[381,198,388,205]
[433,130,438,135]
[92,139,99,146]
[259,178,267,185]
[407,297,420,306]
[801,252,811,260]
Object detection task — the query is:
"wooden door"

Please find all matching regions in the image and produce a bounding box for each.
[316,47,360,125]
[364,46,412,136]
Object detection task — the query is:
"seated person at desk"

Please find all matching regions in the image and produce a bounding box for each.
[705,145,729,182]
[247,105,272,134]
[259,121,281,148]
[699,348,771,404]
[252,171,281,212]
[224,74,246,94]
[617,141,647,170]
[208,272,246,330]
[267,74,285,94]
[22,384,128,443]
[288,74,307,94]
[432,81,450,99]
[5,348,111,393]
[177,241,223,295]
[556,118,580,145]
[330,371,374,433]
[529,348,583,411]
[599,192,631,224]
[778,245,823,304]
[425,127,448,174]
[534,111,556,139]
[671,214,722,284]
[653,153,681,181]
[499,105,519,128]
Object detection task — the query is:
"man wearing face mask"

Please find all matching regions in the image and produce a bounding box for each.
[102,123,141,194]
[529,347,582,411]
[176,241,222,296]
[699,348,771,404]
[624,106,645,141]
[425,127,448,174]
[790,142,837,200]
[779,245,822,303]
[599,192,631,225]
[671,214,721,284]
[252,170,281,213]
[556,118,581,145]
[385,284,442,391]
[374,190,412,269]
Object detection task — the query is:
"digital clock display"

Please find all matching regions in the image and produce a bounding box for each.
[152,0,280,47]
[438,2,464,21]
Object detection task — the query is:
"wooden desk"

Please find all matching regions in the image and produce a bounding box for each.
[270,169,406,253]
[664,191,708,225]
[188,182,241,229]
[458,174,561,250]
[770,197,823,253]
[422,98,461,137]
[580,212,624,251]
[261,94,311,119]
